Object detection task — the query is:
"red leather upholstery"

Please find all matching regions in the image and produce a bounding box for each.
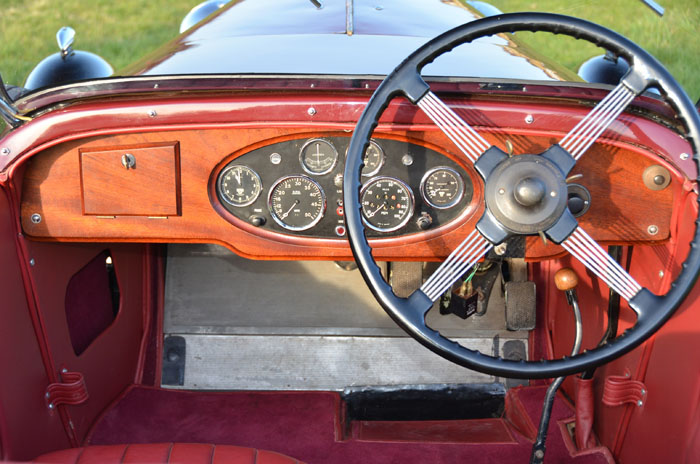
[33,443,302,463]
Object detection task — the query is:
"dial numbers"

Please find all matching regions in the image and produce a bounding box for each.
[362,140,385,176]
[268,175,326,231]
[218,165,262,207]
[420,167,464,209]
[361,176,414,232]
[299,138,338,175]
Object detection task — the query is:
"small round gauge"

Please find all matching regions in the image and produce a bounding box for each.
[300,138,338,175]
[218,165,263,207]
[362,140,385,177]
[268,175,326,231]
[420,167,465,209]
[361,176,414,232]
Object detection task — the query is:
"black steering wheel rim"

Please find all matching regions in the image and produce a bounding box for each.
[343,12,700,379]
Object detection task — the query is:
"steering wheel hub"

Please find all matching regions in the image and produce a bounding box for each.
[484,154,568,235]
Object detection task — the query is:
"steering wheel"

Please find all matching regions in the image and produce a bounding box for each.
[343,13,700,379]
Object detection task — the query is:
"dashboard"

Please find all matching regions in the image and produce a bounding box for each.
[14,88,683,261]
[215,136,473,238]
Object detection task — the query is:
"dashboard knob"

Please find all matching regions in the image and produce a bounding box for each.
[249,215,266,227]
[416,212,433,230]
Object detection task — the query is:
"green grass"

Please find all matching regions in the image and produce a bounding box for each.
[487,0,700,100]
[0,0,697,102]
[0,0,194,86]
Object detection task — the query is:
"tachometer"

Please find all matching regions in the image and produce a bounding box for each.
[218,165,262,207]
[361,176,414,232]
[420,167,464,209]
[268,175,326,231]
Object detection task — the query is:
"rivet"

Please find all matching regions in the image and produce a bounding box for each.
[658,270,664,278]
[534,449,544,459]
[1,147,9,156]
[641,389,646,395]
[61,368,68,373]
[31,213,42,224]
[498,188,505,195]
[48,403,54,409]
[153,83,159,89]
[307,107,317,116]
[45,392,50,398]
[310,83,315,88]
[148,109,157,117]
[365,83,370,89]
[494,243,507,255]
[637,400,643,407]
[550,191,557,197]
[29,258,35,266]
[647,225,658,235]
[525,115,534,124]
[680,153,690,160]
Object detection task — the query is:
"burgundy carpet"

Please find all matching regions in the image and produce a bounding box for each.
[87,386,612,463]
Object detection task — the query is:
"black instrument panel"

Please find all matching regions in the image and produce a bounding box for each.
[215,136,474,238]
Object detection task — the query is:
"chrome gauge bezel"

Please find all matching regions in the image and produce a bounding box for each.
[420,166,465,209]
[217,164,263,207]
[361,139,385,177]
[299,138,339,175]
[360,176,415,233]
[267,175,327,231]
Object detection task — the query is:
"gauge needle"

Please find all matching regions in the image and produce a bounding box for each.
[365,202,386,218]
[315,143,321,166]
[234,169,242,184]
[280,200,300,219]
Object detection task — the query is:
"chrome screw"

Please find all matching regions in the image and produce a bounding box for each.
[402,154,413,166]
[494,243,507,255]
[525,115,534,124]
[31,214,42,224]
[307,107,317,116]
[29,259,35,266]
[637,400,643,407]
[647,225,659,235]
[680,153,690,160]
[1,147,9,156]
[659,270,664,278]
[148,109,157,117]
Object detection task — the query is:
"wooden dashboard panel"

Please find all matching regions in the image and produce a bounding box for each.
[20,123,674,261]
[80,142,180,216]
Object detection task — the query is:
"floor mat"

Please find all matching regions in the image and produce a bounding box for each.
[88,386,612,464]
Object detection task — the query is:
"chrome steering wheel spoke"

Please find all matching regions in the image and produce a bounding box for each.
[416,91,490,164]
[558,80,639,160]
[420,229,493,302]
[561,227,643,306]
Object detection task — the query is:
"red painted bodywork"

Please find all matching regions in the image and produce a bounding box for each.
[0,0,699,454]
[1,77,699,461]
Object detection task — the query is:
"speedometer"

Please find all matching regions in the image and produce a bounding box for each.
[360,177,414,232]
[268,175,326,231]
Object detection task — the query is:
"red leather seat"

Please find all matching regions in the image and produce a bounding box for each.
[32,443,302,463]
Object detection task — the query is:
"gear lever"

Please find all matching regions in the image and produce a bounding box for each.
[530,268,583,464]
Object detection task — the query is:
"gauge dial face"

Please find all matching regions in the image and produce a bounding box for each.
[420,167,465,209]
[361,176,414,232]
[300,138,338,175]
[218,165,263,207]
[268,175,326,231]
[362,140,385,177]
